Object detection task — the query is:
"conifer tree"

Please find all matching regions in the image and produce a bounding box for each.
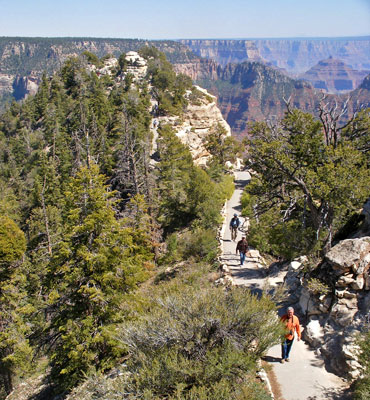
[46,163,152,390]
[243,109,369,257]
[0,216,31,396]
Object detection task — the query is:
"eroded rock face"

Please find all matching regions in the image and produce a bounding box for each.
[180,38,370,74]
[158,86,231,165]
[0,73,13,93]
[180,39,262,67]
[12,75,39,100]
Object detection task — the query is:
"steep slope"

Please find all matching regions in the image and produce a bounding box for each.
[299,57,369,93]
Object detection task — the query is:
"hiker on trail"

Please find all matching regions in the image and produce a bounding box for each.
[229,213,240,241]
[280,306,301,363]
[236,236,248,266]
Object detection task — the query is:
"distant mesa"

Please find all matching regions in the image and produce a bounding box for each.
[299,57,370,94]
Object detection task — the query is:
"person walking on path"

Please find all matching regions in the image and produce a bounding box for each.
[229,213,240,241]
[236,236,249,266]
[281,306,301,363]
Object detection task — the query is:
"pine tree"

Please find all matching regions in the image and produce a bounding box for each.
[0,216,31,396]
[46,163,152,390]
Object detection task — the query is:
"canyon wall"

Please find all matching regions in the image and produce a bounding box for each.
[180,37,370,74]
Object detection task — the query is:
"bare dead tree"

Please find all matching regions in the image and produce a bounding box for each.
[317,93,357,148]
[41,176,52,256]
[282,95,293,114]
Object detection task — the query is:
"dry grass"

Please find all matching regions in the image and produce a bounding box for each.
[261,360,285,400]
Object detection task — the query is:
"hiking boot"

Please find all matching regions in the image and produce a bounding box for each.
[285,358,289,362]
[280,358,285,363]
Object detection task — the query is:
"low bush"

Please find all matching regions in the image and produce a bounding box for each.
[113,286,282,399]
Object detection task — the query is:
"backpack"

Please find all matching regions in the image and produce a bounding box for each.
[231,218,238,227]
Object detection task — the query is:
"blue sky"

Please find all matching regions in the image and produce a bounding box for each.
[1,0,369,39]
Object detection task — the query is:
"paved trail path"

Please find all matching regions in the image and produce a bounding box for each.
[220,170,349,400]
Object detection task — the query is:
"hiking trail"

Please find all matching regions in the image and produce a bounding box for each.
[220,169,350,400]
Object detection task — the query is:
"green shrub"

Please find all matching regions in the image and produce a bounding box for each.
[182,228,220,263]
[115,286,281,399]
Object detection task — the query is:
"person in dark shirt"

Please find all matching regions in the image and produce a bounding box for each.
[229,213,240,241]
[236,236,248,266]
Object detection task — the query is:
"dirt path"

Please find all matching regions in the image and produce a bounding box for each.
[220,170,350,400]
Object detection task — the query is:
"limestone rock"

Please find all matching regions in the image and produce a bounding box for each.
[336,274,355,287]
[325,237,370,275]
[355,252,370,275]
[318,295,332,312]
[299,288,322,315]
[158,86,231,165]
[289,260,302,271]
[331,303,357,326]
[304,318,324,347]
[335,290,357,299]
[352,275,365,290]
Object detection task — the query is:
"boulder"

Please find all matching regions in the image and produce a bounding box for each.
[325,237,370,275]
[318,294,332,312]
[331,302,357,326]
[353,252,370,275]
[304,317,324,347]
[299,288,321,315]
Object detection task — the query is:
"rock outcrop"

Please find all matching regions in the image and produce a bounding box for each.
[156,86,231,165]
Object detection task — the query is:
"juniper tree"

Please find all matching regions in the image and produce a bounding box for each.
[243,108,369,257]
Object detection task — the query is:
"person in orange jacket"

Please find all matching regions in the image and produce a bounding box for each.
[280,306,301,363]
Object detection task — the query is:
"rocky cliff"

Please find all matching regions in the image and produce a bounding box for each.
[299,57,369,93]
[180,37,370,74]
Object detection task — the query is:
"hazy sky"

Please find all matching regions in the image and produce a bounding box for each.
[1,0,369,39]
